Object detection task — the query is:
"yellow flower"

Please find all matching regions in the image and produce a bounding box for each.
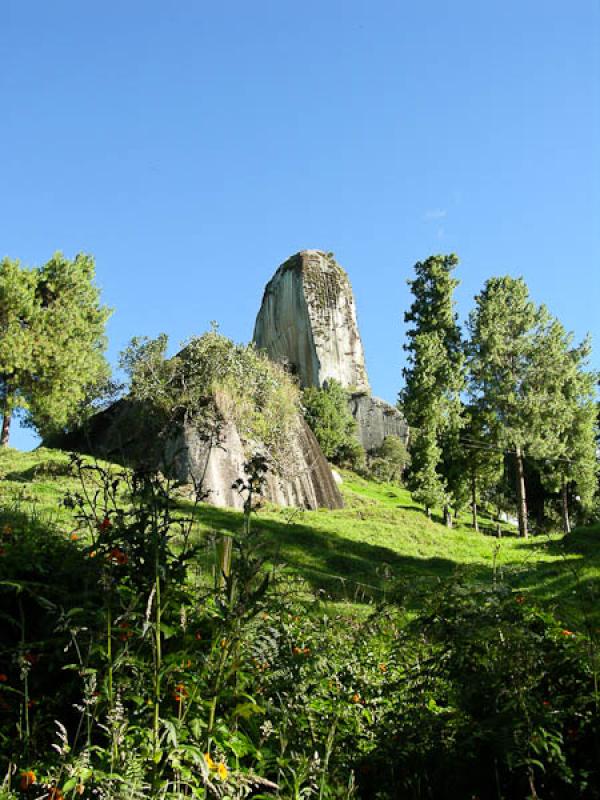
[204,752,216,770]
[217,762,228,780]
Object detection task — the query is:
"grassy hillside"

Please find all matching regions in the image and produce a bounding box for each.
[1,446,598,625]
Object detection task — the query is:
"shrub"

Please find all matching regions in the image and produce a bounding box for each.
[367,435,410,484]
[302,380,365,469]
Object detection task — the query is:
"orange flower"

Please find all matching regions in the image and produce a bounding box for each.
[70,532,79,541]
[562,629,575,637]
[515,595,525,604]
[293,646,302,655]
[48,787,64,800]
[379,663,387,673]
[351,693,361,704]
[303,647,310,655]
[0,673,7,682]
[19,771,36,790]
[89,550,97,559]
[75,784,85,796]
[173,682,188,702]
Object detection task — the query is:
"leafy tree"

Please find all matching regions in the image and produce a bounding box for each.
[460,404,504,531]
[465,277,592,537]
[0,253,111,445]
[400,254,465,524]
[302,379,365,469]
[531,326,598,532]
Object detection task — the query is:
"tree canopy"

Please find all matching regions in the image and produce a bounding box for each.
[0,253,111,445]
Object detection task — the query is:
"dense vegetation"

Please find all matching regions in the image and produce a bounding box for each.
[0,448,599,799]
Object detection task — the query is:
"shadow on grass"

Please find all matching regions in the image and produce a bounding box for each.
[188,502,600,623]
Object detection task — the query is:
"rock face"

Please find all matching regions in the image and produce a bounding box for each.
[349,393,409,453]
[253,251,370,392]
[52,398,344,511]
[254,250,408,453]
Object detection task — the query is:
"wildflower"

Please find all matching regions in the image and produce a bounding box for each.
[217,762,228,780]
[48,787,64,800]
[515,595,525,604]
[220,638,227,648]
[70,532,79,541]
[75,784,85,796]
[351,693,361,704]
[0,673,7,682]
[88,550,97,559]
[562,629,575,637]
[204,752,216,770]
[379,663,387,673]
[19,771,36,790]
[303,647,310,655]
[99,516,111,530]
[108,547,128,565]
[195,630,202,640]
[173,683,188,702]
[293,646,302,655]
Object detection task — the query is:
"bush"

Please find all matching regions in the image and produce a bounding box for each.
[302,380,365,469]
[367,435,410,483]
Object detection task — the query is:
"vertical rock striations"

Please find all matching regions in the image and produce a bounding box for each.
[254,250,408,452]
[253,251,370,392]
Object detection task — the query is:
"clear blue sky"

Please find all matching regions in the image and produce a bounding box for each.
[2,1,599,450]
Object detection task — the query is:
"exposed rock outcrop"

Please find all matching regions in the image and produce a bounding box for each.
[253,250,370,392]
[254,250,408,453]
[52,397,344,511]
[349,393,409,453]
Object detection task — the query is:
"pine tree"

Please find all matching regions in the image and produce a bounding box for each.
[400,254,465,524]
[467,276,567,538]
[0,253,111,444]
[531,324,598,532]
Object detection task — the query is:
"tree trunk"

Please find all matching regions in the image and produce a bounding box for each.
[1,382,13,447]
[443,505,453,528]
[514,446,528,538]
[471,472,479,532]
[1,404,11,448]
[561,477,571,535]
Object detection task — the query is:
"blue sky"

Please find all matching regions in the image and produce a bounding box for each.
[2,1,599,450]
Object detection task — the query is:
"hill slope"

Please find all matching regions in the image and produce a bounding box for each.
[1,447,598,623]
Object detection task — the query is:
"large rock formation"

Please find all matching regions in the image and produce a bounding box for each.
[53,397,344,511]
[253,250,370,392]
[349,392,408,453]
[254,250,408,453]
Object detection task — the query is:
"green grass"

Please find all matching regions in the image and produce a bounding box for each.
[1,446,599,624]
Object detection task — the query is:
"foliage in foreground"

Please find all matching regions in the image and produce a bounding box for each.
[0,458,599,799]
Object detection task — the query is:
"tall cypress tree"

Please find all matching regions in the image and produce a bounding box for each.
[400,254,465,524]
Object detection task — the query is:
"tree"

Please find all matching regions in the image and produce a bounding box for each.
[302,380,365,469]
[466,277,577,538]
[0,253,111,445]
[531,326,598,533]
[400,254,465,524]
[460,404,504,532]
